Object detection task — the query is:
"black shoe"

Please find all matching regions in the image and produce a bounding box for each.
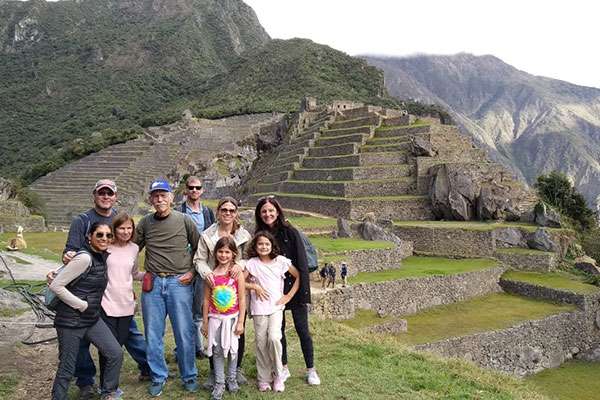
[77,385,95,400]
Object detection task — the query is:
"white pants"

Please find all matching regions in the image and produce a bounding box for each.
[253,310,284,384]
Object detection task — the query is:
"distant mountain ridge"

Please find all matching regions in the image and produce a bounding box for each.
[364,53,600,206]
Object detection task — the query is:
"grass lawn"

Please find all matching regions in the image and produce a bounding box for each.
[105,315,545,400]
[287,216,336,231]
[309,236,394,253]
[393,220,570,233]
[349,256,498,284]
[526,360,600,400]
[502,271,600,294]
[0,231,66,262]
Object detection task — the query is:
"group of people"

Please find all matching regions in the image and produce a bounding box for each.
[48,176,320,400]
[319,262,348,288]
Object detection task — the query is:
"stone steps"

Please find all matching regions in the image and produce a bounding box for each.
[308,143,357,157]
[373,125,431,138]
[292,164,414,181]
[302,152,408,169]
[359,143,410,153]
[320,125,372,138]
[327,115,380,130]
[314,133,368,147]
[259,171,292,184]
[280,177,417,197]
[249,192,433,220]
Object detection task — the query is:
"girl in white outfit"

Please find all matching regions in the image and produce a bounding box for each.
[244,231,300,392]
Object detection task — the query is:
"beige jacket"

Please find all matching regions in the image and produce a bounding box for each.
[193,223,252,279]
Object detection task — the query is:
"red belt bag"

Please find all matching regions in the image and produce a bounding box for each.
[142,272,154,292]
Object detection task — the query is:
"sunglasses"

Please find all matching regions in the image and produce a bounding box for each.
[95,232,114,239]
[187,185,202,191]
[96,190,115,197]
[219,208,237,214]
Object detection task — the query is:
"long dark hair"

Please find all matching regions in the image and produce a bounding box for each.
[246,231,280,260]
[254,196,288,232]
[213,236,239,267]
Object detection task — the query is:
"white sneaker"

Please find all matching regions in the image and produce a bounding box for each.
[306,368,320,385]
[281,366,291,382]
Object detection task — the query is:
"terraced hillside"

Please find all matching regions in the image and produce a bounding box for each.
[249,104,520,220]
[30,113,282,228]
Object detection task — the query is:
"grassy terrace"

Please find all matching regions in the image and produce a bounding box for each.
[349,256,498,284]
[287,216,336,230]
[393,220,571,233]
[342,293,575,346]
[526,360,600,400]
[310,236,394,253]
[375,123,430,131]
[502,271,600,294]
[254,192,426,201]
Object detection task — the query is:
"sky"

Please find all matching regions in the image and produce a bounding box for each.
[244,0,600,89]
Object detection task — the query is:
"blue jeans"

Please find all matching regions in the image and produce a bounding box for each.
[142,275,197,384]
[75,319,149,387]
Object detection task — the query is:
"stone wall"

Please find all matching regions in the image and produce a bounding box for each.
[328,242,414,277]
[0,215,46,232]
[494,250,557,272]
[393,226,496,257]
[313,266,504,319]
[416,310,600,376]
[499,278,600,310]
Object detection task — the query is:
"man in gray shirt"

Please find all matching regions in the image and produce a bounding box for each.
[135,178,200,397]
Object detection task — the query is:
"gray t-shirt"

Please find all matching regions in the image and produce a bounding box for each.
[135,210,200,275]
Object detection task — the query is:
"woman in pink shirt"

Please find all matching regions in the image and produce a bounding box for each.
[99,212,145,388]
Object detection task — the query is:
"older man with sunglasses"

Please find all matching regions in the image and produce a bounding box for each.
[61,179,151,399]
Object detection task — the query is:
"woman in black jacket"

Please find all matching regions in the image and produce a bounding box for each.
[254,196,320,385]
[49,222,123,400]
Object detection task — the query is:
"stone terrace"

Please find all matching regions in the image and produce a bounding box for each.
[30,113,282,228]
[250,105,489,220]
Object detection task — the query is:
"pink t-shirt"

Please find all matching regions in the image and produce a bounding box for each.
[245,255,290,316]
[101,242,143,317]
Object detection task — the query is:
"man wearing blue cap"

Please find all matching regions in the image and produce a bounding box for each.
[135,178,201,396]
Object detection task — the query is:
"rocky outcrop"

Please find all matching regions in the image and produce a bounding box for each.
[534,202,562,228]
[429,163,534,221]
[527,228,558,252]
[574,256,600,276]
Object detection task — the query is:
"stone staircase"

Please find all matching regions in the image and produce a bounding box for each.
[30,113,283,228]
[250,107,487,220]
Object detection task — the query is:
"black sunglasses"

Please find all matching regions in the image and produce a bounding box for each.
[95,232,114,239]
[187,185,202,191]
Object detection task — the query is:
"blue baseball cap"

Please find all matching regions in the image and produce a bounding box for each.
[149,179,172,193]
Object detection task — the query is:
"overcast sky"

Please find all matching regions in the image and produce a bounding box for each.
[244,0,600,89]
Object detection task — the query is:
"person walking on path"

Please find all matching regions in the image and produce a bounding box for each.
[327,263,336,288]
[50,222,123,400]
[193,197,252,389]
[244,231,300,393]
[319,264,328,288]
[340,262,348,287]
[254,196,321,386]
[59,179,150,399]
[176,176,215,359]
[201,237,246,400]
[135,178,201,397]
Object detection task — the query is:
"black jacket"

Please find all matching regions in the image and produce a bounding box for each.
[271,224,311,307]
[54,246,108,329]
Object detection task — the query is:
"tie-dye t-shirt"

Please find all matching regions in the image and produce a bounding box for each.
[208,274,239,316]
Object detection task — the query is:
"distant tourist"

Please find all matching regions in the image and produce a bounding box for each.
[319,264,328,288]
[176,176,215,359]
[340,262,348,287]
[193,196,252,390]
[244,231,300,392]
[54,179,150,399]
[135,179,201,397]
[254,196,321,385]
[200,236,246,400]
[326,263,336,288]
[49,222,123,400]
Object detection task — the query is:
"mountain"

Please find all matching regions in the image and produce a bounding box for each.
[364,53,600,207]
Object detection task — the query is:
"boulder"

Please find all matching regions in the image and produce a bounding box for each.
[336,218,353,238]
[495,227,527,248]
[429,163,536,221]
[527,228,558,252]
[357,221,402,245]
[574,256,600,276]
[534,202,562,228]
[410,136,436,157]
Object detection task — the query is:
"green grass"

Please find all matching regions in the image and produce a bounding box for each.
[495,248,554,256]
[108,315,546,400]
[350,256,498,283]
[502,271,600,294]
[287,216,336,230]
[393,220,570,233]
[526,360,600,400]
[343,293,574,346]
[309,237,395,253]
[375,123,430,131]
[0,374,18,398]
[0,232,66,262]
